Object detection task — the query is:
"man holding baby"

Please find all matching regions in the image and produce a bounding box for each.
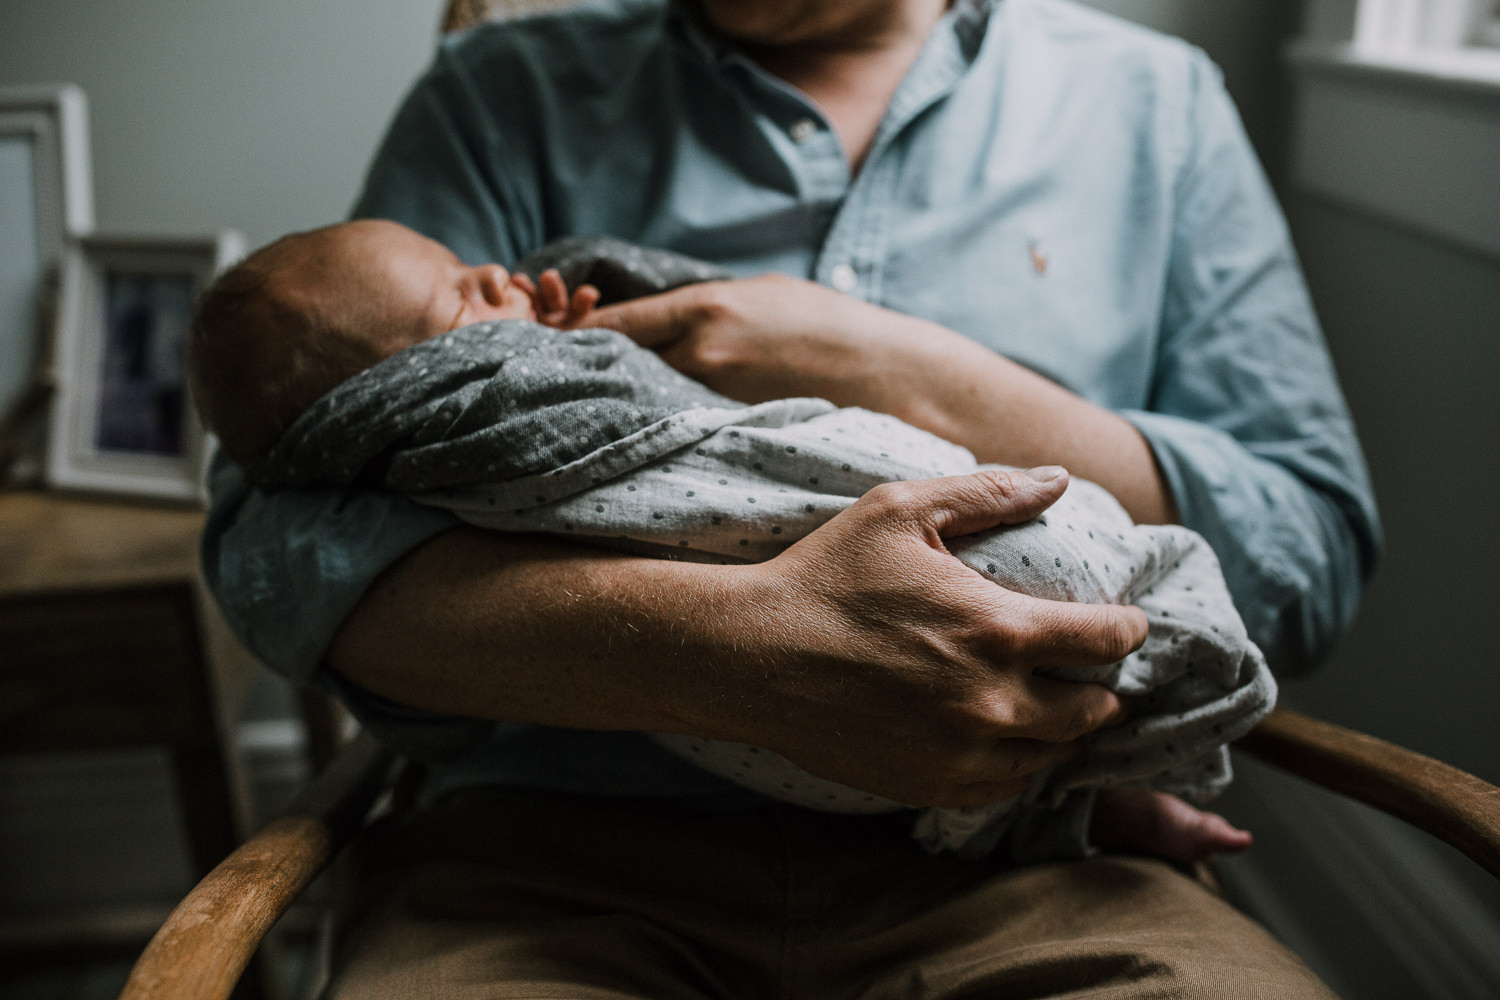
[202,0,1380,995]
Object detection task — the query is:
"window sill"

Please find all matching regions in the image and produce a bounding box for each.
[1287,40,1500,102]
[1285,40,1500,261]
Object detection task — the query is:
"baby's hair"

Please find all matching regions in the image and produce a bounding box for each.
[186,227,386,467]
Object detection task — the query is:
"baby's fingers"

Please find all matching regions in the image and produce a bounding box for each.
[538,269,570,314]
[571,284,601,320]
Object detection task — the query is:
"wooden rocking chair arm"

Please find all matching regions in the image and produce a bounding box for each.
[118,733,396,1000]
[1237,708,1500,880]
[118,706,1500,1000]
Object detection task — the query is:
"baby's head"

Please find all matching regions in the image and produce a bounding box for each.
[187,219,536,466]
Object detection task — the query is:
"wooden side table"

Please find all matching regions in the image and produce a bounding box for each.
[0,489,261,958]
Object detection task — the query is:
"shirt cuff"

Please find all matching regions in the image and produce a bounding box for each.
[201,451,460,682]
[1120,408,1368,675]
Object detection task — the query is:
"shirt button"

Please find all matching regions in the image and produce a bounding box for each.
[829,263,859,293]
[789,117,818,143]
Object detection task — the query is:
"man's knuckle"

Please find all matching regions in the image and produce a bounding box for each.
[691,281,736,323]
[1096,611,1143,661]
[692,339,740,373]
[863,479,921,515]
[963,704,1011,745]
[953,687,1028,748]
[1057,700,1101,741]
[984,614,1034,664]
[973,467,1025,501]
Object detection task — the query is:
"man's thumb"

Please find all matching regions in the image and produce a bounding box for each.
[573,288,692,349]
[920,466,1070,539]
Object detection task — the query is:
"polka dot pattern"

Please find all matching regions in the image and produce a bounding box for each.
[245,321,735,492]
[441,403,1274,857]
[249,237,1276,861]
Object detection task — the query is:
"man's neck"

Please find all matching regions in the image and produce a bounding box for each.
[742,0,951,172]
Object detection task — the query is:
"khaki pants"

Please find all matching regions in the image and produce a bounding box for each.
[325,787,1337,1000]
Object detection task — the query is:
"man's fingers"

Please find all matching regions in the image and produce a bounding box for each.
[1012,671,1127,742]
[994,736,1083,775]
[861,467,1071,541]
[1000,593,1149,670]
[574,286,699,346]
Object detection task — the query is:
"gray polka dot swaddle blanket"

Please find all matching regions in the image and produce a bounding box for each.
[248,240,1275,861]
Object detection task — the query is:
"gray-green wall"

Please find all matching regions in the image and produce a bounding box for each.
[0,0,444,250]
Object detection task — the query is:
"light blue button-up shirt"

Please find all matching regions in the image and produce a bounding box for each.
[204,0,1380,791]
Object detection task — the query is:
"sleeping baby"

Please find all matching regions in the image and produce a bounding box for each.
[187,219,1275,861]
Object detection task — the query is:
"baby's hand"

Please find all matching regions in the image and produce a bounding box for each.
[1089,787,1252,864]
[516,269,601,327]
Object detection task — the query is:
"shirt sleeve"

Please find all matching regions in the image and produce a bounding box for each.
[200,452,458,681]
[350,40,539,265]
[1121,53,1382,677]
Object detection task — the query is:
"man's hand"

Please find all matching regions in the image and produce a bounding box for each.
[577,273,881,403]
[329,468,1146,809]
[688,467,1148,808]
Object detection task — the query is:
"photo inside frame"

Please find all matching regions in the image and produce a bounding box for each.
[46,230,241,503]
[93,269,194,457]
[0,132,43,425]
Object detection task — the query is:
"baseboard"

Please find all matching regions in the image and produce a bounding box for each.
[0,721,311,917]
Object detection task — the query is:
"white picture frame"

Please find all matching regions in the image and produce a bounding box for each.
[45,231,244,503]
[0,84,93,476]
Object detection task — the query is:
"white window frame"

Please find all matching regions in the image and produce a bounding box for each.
[1477,1,1500,47]
[1353,0,1500,51]
[1289,1,1500,264]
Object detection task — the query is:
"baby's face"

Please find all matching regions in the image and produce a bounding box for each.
[318,220,537,357]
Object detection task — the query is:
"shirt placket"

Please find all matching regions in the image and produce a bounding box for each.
[812,6,982,306]
[684,0,990,299]
[721,54,851,210]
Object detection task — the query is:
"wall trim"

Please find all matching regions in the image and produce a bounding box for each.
[1287,47,1500,263]
[1289,39,1500,98]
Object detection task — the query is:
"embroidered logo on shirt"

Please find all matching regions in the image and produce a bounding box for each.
[1028,239,1048,276]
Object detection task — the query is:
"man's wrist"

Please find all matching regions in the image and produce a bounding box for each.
[647,558,809,745]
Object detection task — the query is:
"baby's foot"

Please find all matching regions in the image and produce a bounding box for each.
[1089,787,1252,864]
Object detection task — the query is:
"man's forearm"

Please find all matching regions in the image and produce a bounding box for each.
[584,278,1177,526]
[325,526,749,736]
[844,311,1179,525]
[324,471,1149,808]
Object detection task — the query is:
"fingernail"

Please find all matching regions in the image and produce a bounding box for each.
[1024,465,1066,482]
